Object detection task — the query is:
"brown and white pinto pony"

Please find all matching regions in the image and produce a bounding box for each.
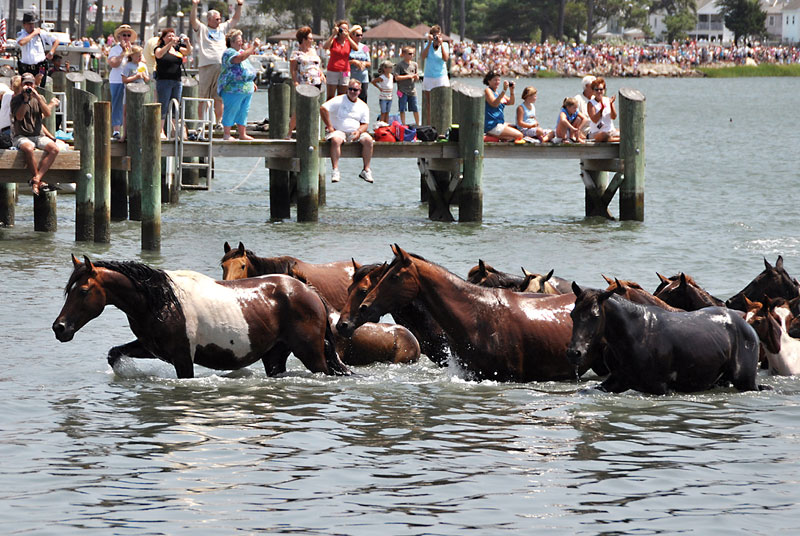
[338,245,590,382]
[745,297,800,376]
[220,241,358,311]
[467,259,573,294]
[53,256,350,378]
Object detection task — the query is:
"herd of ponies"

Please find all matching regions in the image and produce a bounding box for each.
[51,242,800,395]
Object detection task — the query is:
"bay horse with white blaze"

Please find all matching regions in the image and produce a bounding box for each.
[568,283,761,394]
[220,241,358,311]
[52,256,349,378]
[338,245,587,382]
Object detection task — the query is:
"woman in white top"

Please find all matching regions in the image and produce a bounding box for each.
[0,81,14,136]
[586,77,620,143]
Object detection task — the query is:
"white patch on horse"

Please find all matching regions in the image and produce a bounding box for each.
[770,306,800,375]
[167,270,252,360]
[708,313,733,326]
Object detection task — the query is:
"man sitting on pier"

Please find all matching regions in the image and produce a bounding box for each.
[11,73,60,195]
[319,79,374,184]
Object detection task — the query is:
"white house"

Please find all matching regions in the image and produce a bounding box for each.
[782,0,800,42]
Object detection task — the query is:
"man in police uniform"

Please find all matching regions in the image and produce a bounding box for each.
[16,13,60,87]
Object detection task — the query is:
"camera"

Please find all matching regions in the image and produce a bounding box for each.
[509,81,515,88]
[338,27,344,34]
[24,87,33,95]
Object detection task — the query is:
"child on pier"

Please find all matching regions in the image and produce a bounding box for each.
[371,60,394,124]
[515,86,553,143]
[119,46,150,142]
[554,97,586,143]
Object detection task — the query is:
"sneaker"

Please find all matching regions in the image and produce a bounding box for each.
[112,131,120,140]
[331,168,340,183]
[358,168,374,183]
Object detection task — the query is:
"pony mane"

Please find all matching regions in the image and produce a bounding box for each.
[353,263,385,284]
[66,260,183,321]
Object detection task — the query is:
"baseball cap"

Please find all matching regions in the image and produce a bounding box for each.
[21,73,36,84]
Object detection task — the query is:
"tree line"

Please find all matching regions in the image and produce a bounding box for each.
[6,0,767,46]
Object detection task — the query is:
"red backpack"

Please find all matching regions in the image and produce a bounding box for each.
[374,125,396,142]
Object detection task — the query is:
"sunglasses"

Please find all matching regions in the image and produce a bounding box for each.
[353,33,362,37]
[594,87,606,91]
[120,33,132,37]
[347,87,360,93]
[23,81,35,86]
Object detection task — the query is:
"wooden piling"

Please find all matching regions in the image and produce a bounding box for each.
[142,103,162,251]
[295,84,320,222]
[429,86,452,135]
[73,88,97,241]
[618,88,646,221]
[33,190,58,232]
[83,70,104,100]
[51,71,66,94]
[456,85,484,222]
[39,87,57,135]
[268,82,291,220]
[65,72,85,129]
[94,101,111,243]
[125,84,150,220]
[0,185,15,227]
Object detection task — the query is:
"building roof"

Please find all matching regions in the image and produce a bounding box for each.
[267,29,321,42]
[362,19,426,40]
[411,24,453,42]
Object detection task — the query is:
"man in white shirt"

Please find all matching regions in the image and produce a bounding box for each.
[190,0,243,127]
[16,12,59,87]
[319,79,374,184]
[573,74,595,137]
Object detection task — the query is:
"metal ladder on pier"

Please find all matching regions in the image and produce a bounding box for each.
[166,97,215,190]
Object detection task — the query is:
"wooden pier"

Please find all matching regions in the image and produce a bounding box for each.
[0,78,645,248]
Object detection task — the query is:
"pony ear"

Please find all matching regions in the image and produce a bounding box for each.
[764,257,773,270]
[351,258,359,271]
[679,272,688,287]
[521,266,532,277]
[656,272,670,284]
[394,245,412,266]
[71,254,81,268]
[776,255,784,270]
[237,242,245,254]
[83,255,94,271]
[223,241,231,253]
[601,274,613,284]
[571,281,583,297]
[521,273,534,291]
[478,259,487,274]
[744,296,759,311]
[390,244,399,257]
[544,269,554,281]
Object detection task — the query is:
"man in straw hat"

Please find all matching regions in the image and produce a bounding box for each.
[190,0,244,129]
[16,12,60,87]
[108,24,138,139]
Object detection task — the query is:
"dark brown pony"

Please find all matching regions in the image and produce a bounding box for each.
[467,259,573,294]
[653,273,725,311]
[52,256,349,378]
[602,275,683,311]
[220,242,359,311]
[726,256,800,311]
[339,261,453,367]
[568,283,761,394]
[338,245,587,382]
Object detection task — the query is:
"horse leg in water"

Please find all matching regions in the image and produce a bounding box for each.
[262,342,291,376]
[107,339,157,367]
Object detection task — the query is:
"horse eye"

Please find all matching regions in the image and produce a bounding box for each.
[357,288,367,296]
[79,286,90,296]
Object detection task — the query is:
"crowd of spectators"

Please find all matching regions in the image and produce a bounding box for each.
[446,40,800,77]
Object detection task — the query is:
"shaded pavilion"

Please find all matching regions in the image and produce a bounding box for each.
[362,19,427,67]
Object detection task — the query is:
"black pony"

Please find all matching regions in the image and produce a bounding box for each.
[568,283,761,394]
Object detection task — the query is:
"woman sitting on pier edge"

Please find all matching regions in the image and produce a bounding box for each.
[586,77,620,143]
[483,71,523,142]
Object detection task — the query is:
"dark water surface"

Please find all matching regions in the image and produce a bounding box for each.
[1,77,799,534]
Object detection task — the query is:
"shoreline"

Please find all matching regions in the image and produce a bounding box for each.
[449,62,800,78]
